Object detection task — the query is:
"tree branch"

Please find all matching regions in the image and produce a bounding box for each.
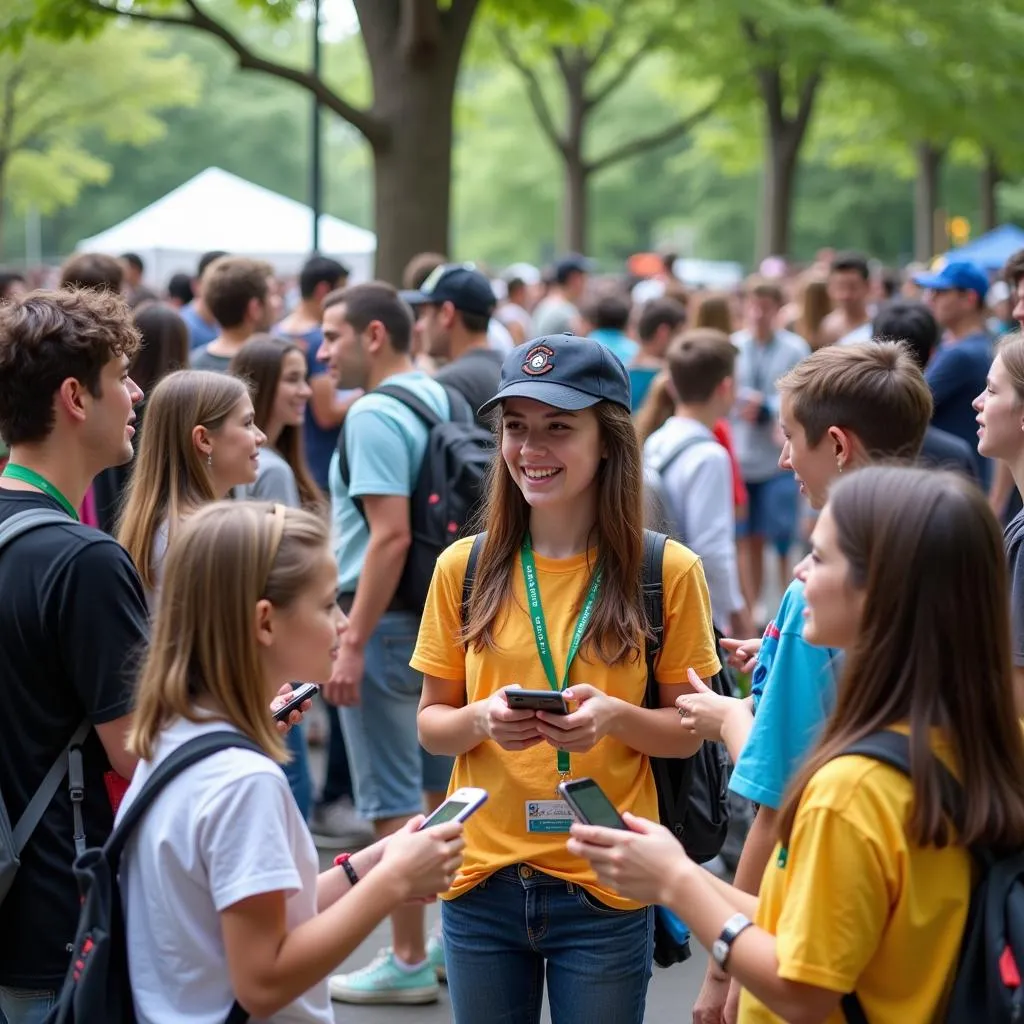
[494,27,567,156]
[589,91,722,174]
[741,17,784,129]
[587,31,657,111]
[83,0,385,144]
[791,66,822,139]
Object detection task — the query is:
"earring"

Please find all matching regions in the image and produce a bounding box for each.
[207,453,213,467]
[836,460,843,474]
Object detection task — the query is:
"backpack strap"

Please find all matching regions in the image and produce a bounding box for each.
[105,731,268,864]
[11,719,90,855]
[461,533,487,631]
[0,507,92,857]
[651,433,719,478]
[642,529,668,709]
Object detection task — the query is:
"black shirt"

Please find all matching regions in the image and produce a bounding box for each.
[435,348,504,427]
[0,490,149,987]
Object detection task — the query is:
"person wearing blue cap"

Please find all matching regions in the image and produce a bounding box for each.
[913,261,993,484]
[413,334,720,1023]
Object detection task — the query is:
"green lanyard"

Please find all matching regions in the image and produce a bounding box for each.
[520,538,601,775]
[1,464,79,520]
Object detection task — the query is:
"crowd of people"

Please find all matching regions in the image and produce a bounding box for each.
[1,236,1023,1024]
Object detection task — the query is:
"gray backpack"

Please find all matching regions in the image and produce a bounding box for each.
[0,507,90,908]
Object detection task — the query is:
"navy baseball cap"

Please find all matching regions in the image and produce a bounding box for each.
[478,334,631,416]
[913,261,989,300]
[400,263,496,317]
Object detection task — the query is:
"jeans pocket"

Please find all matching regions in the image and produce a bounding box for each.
[574,885,636,917]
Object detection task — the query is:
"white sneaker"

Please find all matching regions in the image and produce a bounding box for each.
[309,798,375,850]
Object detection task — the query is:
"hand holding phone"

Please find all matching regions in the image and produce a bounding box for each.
[481,688,545,752]
[505,689,570,715]
[272,683,319,723]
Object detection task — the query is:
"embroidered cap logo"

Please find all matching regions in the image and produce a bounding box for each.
[522,344,555,376]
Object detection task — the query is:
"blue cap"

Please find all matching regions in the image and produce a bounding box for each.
[400,263,496,317]
[478,334,631,416]
[913,261,989,300]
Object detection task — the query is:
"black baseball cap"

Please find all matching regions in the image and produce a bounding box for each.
[400,262,496,317]
[478,334,631,416]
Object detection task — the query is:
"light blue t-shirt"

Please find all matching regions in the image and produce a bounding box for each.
[328,371,449,593]
[729,578,841,810]
[180,302,219,350]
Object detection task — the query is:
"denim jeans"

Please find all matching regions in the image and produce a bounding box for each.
[339,611,452,820]
[282,718,312,821]
[441,865,654,1024]
[0,986,54,1024]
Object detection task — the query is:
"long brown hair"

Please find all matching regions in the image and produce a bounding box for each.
[692,292,734,334]
[633,372,674,444]
[463,400,648,665]
[997,331,1024,402]
[117,370,250,590]
[793,276,832,350]
[779,466,1024,852]
[229,335,324,512]
[128,501,330,763]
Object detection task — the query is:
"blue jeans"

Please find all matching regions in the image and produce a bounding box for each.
[0,987,54,1024]
[339,611,452,820]
[283,718,312,821]
[441,866,654,1024]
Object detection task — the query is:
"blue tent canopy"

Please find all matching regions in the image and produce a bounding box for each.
[943,224,1024,272]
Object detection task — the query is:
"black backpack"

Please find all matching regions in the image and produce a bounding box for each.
[460,529,732,966]
[45,732,266,1024]
[839,731,1024,1024]
[338,383,493,610]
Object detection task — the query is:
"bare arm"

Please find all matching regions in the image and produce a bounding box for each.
[308,375,361,431]
[606,682,704,758]
[95,714,137,780]
[417,675,487,757]
[732,804,778,897]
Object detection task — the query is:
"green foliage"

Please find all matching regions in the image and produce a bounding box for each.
[0,23,197,255]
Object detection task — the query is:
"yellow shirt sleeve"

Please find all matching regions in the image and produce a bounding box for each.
[410,536,473,683]
[656,540,722,684]
[772,804,893,992]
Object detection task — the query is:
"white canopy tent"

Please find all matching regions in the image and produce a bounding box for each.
[76,167,376,286]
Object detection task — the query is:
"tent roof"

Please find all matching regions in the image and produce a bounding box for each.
[943,224,1024,272]
[77,167,376,256]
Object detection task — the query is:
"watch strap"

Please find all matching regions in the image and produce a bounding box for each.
[713,912,754,970]
[333,851,360,886]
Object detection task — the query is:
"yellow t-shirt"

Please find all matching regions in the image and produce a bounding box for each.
[410,535,720,910]
[740,733,970,1024]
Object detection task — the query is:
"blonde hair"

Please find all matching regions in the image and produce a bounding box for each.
[997,332,1024,403]
[128,500,331,763]
[117,369,250,590]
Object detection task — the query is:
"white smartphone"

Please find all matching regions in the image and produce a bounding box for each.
[419,787,489,829]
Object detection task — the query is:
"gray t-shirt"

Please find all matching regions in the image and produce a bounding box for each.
[237,447,301,507]
[189,346,234,374]
[532,296,578,336]
[1005,507,1024,667]
[435,348,504,425]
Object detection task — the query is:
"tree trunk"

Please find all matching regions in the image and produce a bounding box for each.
[0,165,6,262]
[561,55,589,254]
[759,128,799,261]
[914,142,942,262]
[981,149,1000,233]
[368,59,459,284]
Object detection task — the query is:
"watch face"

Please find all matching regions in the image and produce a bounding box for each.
[712,938,729,968]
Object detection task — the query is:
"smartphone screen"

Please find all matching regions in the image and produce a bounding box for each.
[561,779,627,829]
[422,799,472,827]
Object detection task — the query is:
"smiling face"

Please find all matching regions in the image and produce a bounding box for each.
[800,505,863,648]
[973,352,1024,461]
[83,353,143,469]
[319,303,369,391]
[205,395,265,495]
[778,395,840,510]
[500,398,604,513]
[271,350,311,432]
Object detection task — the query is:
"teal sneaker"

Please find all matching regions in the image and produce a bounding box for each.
[427,931,447,984]
[329,949,440,1005]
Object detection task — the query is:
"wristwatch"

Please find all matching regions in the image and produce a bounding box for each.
[711,912,754,971]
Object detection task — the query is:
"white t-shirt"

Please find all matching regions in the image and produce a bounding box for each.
[116,717,332,1024]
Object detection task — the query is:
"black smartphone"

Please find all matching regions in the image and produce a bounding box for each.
[272,683,319,723]
[557,777,628,829]
[505,689,569,714]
